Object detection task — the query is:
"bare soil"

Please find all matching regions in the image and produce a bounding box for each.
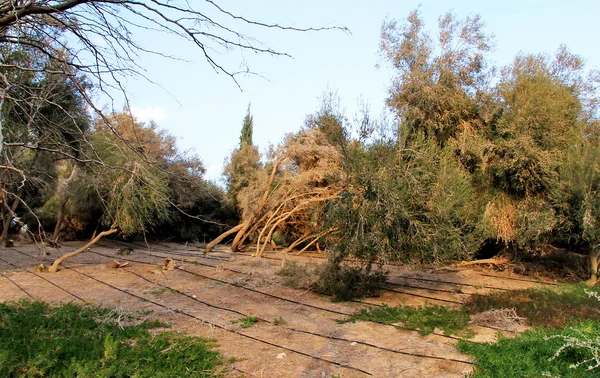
[0,240,557,377]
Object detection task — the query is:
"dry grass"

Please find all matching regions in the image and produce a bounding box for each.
[470,308,527,332]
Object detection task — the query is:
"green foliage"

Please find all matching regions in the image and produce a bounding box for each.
[341,303,471,336]
[458,321,600,378]
[235,316,258,329]
[0,300,224,377]
[466,285,600,328]
[224,106,261,207]
[240,104,254,148]
[324,135,482,265]
[311,263,387,302]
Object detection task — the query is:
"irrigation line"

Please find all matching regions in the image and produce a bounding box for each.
[0,256,85,302]
[12,247,513,339]
[122,266,474,365]
[236,250,552,290]
[375,285,465,305]
[390,276,509,291]
[83,248,352,316]
[91,248,514,336]
[113,240,229,262]
[63,265,374,376]
[86,248,475,342]
[143,247,479,300]
[233,250,509,293]
[477,272,559,286]
[385,281,473,295]
[96,246,248,275]
[0,271,34,299]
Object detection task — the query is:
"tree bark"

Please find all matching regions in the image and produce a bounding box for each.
[205,224,243,253]
[52,199,67,242]
[230,156,284,252]
[48,228,118,272]
[0,212,9,246]
[587,250,599,286]
[0,191,20,247]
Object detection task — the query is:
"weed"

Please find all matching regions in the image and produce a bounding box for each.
[236,316,259,329]
[466,284,600,328]
[147,287,168,296]
[311,263,387,301]
[277,261,318,289]
[0,300,224,377]
[279,261,386,301]
[458,321,600,377]
[273,316,287,326]
[340,303,471,336]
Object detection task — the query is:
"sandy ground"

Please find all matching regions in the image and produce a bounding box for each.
[0,240,555,377]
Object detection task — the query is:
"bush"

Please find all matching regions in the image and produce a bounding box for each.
[310,263,387,301]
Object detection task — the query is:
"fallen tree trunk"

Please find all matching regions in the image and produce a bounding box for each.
[458,257,510,266]
[205,223,244,253]
[48,228,118,272]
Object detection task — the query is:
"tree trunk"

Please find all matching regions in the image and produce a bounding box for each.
[48,228,118,272]
[231,219,252,252]
[229,156,284,252]
[0,190,19,247]
[205,224,243,253]
[52,199,67,242]
[587,250,599,286]
[0,213,9,247]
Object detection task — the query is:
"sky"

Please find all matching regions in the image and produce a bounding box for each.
[111,0,600,183]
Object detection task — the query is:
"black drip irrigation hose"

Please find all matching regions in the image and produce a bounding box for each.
[375,285,465,305]
[477,272,559,286]
[113,240,230,263]
[65,265,375,376]
[86,248,489,341]
[121,266,474,365]
[233,250,510,294]
[92,248,517,335]
[0,256,85,302]
[5,248,474,366]
[0,271,34,299]
[12,247,517,338]
[7,248,375,376]
[101,241,243,273]
[96,248,352,317]
[385,281,473,295]
[390,275,510,292]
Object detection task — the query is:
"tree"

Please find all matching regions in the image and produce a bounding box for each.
[209,124,344,255]
[240,104,254,148]
[0,44,91,246]
[0,1,345,245]
[224,105,261,207]
[380,9,494,147]
[48,112,171,271]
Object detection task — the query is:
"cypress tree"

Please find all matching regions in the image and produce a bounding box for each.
[239,104,253,148]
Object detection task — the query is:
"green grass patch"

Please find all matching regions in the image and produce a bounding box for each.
[458,321,600,377]
[146,287,176,296]
[466,284,600,328]
[235,316,259,329]
[340,303,471,336]
[0,300,225,377]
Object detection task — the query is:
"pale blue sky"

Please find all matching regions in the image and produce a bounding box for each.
[112,1,600,182]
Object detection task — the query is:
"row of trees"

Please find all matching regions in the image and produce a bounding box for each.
[213,10,600,285]
[0,44,234,268]
[0,0,341,270]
